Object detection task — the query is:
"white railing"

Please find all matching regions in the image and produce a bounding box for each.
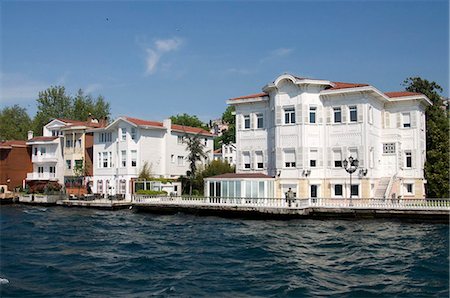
[132,195,450,211]
[26,173,57,180]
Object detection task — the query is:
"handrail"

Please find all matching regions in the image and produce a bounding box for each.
[384,174,397,199]
[132,195,450,210]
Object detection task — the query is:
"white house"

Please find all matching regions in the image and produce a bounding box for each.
[90,116,214,200]
[206,74,431,199]
[26,119,71,186]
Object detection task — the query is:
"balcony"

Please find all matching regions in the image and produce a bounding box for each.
[32,154,58,163]
[26,172,57,180]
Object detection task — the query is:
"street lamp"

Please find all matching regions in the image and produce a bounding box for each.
[343,156,359,205]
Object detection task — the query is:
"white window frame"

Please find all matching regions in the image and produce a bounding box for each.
[309,106,317,124]
[256,113,264,129]
[243,115,251,129]
[349,106,357,122]
[284,149,296,168]
[131,150,137,167]
[402,112,411,128]
[243,151,251,169]
[405,151,412,168]
[131,128,137,140]
[333,107,342,123]
[284,107,296,124]
[177,155,184,166]
[121,150,127,167]
[121,128,127,141]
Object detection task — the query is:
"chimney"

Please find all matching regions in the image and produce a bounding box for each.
[27,130,34,140]
[87,113,93,123]
[163,118,172,131]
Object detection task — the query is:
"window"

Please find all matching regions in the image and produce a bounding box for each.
[256,113,264,128]
[40,147,46,155]
[333,149,342,167]
[284,107,295,124]
[121,150,127,167]
[177,155,184,166]
[38,166,44,177]
[49,166,55,173]
[98,153,101,168]
[99,132,112,143]
[34,147,38,156]
[75,160,82,168]
[77,139,82,148]
[402,113,411,128]
[97,180,103,193]
[310,149,318,167]
[405,151,412,168]
[131,128,136,140]
[405,183,413,194]
[310,185,318,198]
[119,180,126,194]
[255,151,263,169]
[335,184,343,196]
[309,107,317,123]
[351,185,359,197]
[66,139,72,148]
[243,152,251,169]
[244,115,251,129]
[284,149,296,168]
[102,152,108,168]
[51,130,58,136]
[66,160,72,170]
[333,107,342,123]
[368,106,373,124]
[204,138,208,146]
[171,154,175,163]
[131,150,137,167]
[349,106,357,122]
[121,128,127,141]
[108,152,113,167]
[383,143,396,154]
[177,136,183,144]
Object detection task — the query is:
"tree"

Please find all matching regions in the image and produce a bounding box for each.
[33,86,111,135]
[73,158,89,197]
[184,133,209,195]
[0,105,32,140]
[214,105,236,149]
[33,86,72,135]
[138,161,153,180]
[403,77,449,198]
[170,113,208,130]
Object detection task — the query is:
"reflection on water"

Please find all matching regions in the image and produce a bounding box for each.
[1,205,448,297]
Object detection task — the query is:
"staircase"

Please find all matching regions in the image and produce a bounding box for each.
[374,177,390,198]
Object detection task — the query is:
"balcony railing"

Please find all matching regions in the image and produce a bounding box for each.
[27,173,57,180]
[32,154,58,163]
[132,195,450,211]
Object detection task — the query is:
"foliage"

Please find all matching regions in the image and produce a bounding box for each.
[403,77,449,198]
[170,113,208,130]
[138,161,153,180]
[136,190,168,196]
[32,86,111,135]
[183,133,209,195]
[214,105,236,149]
[0,105,33,140]
[27,181,62,194]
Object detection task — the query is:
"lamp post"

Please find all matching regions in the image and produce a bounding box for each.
[343,156,359,206]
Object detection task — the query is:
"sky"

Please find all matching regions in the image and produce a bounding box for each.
[1,0,448,123]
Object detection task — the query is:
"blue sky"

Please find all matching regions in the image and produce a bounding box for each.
[1,1,448,122]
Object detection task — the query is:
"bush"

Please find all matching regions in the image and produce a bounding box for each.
[136,190,168,196]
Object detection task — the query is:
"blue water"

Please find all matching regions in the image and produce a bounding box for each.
[0,205,448,297]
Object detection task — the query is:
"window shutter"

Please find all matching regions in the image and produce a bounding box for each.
[236,115,242,130]
[326,107,331,123]
[396,113,401,128]
[412,149,417,168]
[411,112,417,128]
[357,104,363,122]
[398,149,403,169]
[343,146,348,159]
[327,148,332,167]
[296,148,303,168]
[250,151,254,170]
[296,104,303,124]
[385,111,390,128]
[318,106,323,123]
[318,148,323,167]
[358,146,364,167]
[276,148,282,168]
[276,107,282,125]
[236,151,242,169]
[342,106,347,123]
[264,149,268,169]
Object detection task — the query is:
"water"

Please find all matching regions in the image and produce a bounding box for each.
[0,205,448,297]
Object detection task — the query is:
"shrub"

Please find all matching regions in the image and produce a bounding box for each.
[136,190,168,196]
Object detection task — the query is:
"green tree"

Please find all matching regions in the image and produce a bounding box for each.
[0,105,32,140]
[73,158,88,197]
[33,86,111,135]
[170,113,208,130]
[201,159,235,178]
[214,105,236,149]
[138,161,153,180]
[184,133,209,195]
[403,77,449,198]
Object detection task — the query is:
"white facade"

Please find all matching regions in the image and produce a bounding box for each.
[228,74,431,199]
[222,143,236,166]
[26,119,67,184]
[91,117,214,200]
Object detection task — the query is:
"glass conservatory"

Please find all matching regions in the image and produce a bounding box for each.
[204,173,275,198]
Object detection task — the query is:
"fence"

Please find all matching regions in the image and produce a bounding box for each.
[132,195,450,211]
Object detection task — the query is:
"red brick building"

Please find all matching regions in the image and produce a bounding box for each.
[0,140,32,190]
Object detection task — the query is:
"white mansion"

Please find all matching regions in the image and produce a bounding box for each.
[90,116,214,200]
[206,74,431,200]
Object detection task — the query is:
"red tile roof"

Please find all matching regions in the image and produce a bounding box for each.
[326,82,370,90]
[123,117,213,136]
[229,92,268,101]
[0,140,28,149]
[384,91,422,98]
[208,173,274,179]
[28,136,59,142]
[124,117,164,128]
